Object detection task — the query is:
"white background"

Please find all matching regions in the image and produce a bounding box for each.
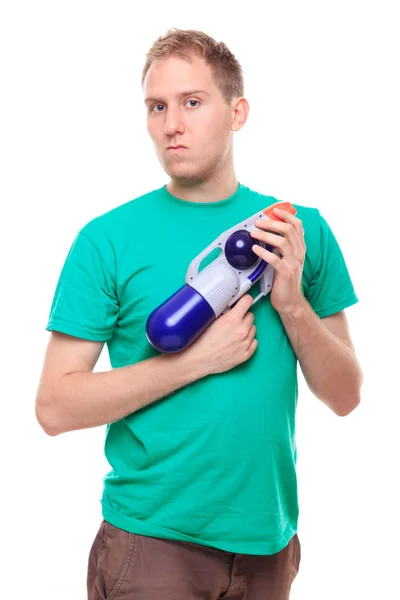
[1,1,399,598]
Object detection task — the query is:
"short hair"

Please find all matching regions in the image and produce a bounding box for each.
[141,28,244,104]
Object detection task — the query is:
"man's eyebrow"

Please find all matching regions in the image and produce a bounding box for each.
[144,89,211,105]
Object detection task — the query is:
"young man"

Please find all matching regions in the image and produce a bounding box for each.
[36,28,363,600]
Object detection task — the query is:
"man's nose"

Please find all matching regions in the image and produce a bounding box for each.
[163,106,184,136]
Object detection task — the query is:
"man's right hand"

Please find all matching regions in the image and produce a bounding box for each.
[185,294,258,375]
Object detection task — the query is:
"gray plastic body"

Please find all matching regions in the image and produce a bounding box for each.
[185,208,279,317]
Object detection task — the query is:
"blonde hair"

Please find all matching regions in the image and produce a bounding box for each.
[141,28,244,104]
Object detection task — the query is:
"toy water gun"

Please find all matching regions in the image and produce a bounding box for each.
[146,201,297,353]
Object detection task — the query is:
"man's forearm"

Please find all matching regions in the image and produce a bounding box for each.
[40,352,207,436]
[278,297,363,416]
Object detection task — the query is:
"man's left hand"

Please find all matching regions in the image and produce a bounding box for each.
[250,208,306,315]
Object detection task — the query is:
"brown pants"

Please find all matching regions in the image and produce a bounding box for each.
[87,520,301,600]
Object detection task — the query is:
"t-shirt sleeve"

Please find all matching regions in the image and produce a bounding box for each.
[305,212,359,318]
[45,230,119,341]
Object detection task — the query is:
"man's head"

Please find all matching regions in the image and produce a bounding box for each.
[142,28,249,186]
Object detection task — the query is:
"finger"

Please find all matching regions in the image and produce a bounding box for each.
[251,233,301,266]
[251,245,290,275]
[248,324,256,339]
[272,208,305,241]
[248,338,258,354]
[251,221,304,261]
[232,293,254,317]
[243,312,255,328]
[273,209,306,255]
[254,212,305,246]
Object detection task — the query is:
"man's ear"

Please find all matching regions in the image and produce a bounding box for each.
[231,97,250,131]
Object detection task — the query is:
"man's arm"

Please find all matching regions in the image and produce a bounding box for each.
[279,300,363,416]
[35,331,207,437]
[36,294,258,437]
[250,206,362,416]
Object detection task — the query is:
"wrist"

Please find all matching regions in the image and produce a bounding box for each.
[277,295,309,319]
[157,348,209,384]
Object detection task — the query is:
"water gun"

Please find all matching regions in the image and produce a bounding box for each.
[146,201,297,353]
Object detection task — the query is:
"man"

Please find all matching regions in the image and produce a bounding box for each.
[35,28,363,600]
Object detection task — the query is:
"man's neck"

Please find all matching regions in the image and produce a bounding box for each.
[166,175,239,204]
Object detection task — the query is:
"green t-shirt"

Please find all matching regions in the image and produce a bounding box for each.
[45,182,359,554]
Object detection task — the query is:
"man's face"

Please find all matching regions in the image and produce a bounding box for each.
[143,53,237,184]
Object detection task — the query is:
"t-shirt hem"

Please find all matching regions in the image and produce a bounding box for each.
[45,318,112,341]
[313,293,359,318]
[101,500,297,555]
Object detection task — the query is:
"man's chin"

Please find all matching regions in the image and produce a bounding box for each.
[164,165,195,180]
[160,159,207,184]
[167,174,207,187]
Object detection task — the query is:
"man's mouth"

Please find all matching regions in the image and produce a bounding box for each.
[167,146,188,153]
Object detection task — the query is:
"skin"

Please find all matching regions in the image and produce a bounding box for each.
[143,52,249,203]
[251,209,363,416]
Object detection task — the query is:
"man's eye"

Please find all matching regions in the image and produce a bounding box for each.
[151,100,200,113]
